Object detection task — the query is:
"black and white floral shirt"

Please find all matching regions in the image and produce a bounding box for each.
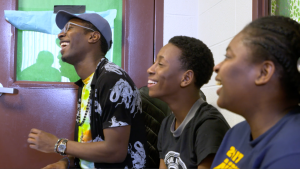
[74,58,147,169]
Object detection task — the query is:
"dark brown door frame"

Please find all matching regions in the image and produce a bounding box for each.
[253,0,270,20]
[122,0,163,88]
[153,0,164,61]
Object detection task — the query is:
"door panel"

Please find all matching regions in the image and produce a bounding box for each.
[0,0,163,168]
[0,89,76,166]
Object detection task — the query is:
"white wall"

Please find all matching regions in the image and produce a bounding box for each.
[164,0,252,127]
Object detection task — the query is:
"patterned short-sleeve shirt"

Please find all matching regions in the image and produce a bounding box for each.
[74,58,147,169]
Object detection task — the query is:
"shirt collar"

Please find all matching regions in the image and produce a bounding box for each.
[170,98,205,137]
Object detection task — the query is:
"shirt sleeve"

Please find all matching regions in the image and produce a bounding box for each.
[97,72,140,129]
[195,117,229,165]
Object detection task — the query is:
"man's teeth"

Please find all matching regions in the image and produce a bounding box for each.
[148,80,157,84]
[216,81,222,86]
[60,42,69,47]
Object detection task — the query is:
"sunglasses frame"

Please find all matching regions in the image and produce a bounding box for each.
[61,22,95,34]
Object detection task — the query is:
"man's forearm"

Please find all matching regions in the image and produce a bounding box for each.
[65,140,127,163]
[64,126,130,163]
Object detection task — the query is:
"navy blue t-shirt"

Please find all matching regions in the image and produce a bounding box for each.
[212,107,300,169]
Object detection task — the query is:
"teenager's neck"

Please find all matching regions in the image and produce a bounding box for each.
[166,89,200,128]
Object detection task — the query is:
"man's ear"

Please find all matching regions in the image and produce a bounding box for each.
[255,60,275,85]
[88,31,101,44]
[180,70,194,87]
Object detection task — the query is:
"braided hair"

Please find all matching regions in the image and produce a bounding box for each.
[242,16,300,99]
[169,36,214,88]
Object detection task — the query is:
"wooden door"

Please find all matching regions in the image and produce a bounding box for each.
[0,0,163,168]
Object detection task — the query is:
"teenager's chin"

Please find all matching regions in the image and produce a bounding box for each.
[148,90,161,99]
[148,91,157,98]
[216,98,225,108]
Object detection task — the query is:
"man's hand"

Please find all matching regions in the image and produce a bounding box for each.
[42,160,68,169]
[27,128,58,153]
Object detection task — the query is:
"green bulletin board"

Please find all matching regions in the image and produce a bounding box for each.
[17,0,122,82]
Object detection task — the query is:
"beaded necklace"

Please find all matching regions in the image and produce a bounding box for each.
[76,59,103,126]
[76,73,94,126]
[76,97,92,126]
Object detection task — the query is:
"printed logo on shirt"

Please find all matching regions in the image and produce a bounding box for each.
[128,141,146,169]
[104,61,124,75]
[109,116,128,127]
[164,151,187,169]
[109,79,142,117]
[214,146,244,169]
[94,100,102,116]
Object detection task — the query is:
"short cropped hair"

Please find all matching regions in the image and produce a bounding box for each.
[169,36,214,88]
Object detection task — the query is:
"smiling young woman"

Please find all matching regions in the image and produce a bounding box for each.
[211,16,300,168]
